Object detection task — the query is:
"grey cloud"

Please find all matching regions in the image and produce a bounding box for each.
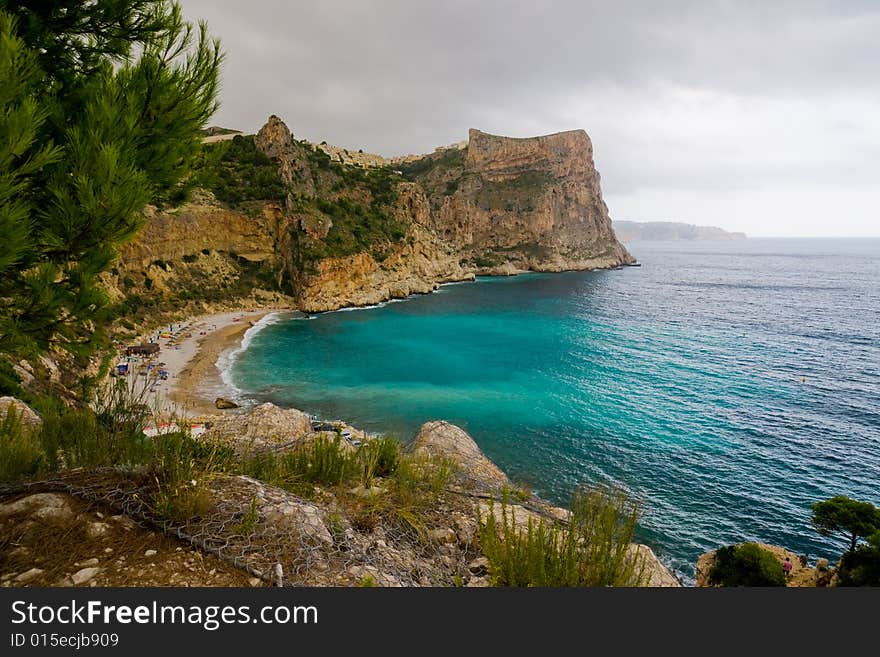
[178,0,880,234]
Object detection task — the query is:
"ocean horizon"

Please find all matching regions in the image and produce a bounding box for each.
[224,237,880,583]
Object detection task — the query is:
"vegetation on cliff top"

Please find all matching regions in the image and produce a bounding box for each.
[189,135,286,207]
[708,543,786,587]
[811,496,880,554]
[0,1,221,358]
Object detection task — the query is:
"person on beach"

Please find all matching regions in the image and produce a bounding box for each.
[782,556,792,578]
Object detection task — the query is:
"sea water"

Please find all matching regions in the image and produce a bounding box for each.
[228,238,880,582]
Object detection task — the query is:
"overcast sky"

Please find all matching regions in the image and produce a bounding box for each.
[179,0,879,237]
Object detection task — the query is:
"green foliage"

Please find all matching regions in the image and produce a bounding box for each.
[0,359,22,396]
[189,135,285,207]
[473,254,502,269]
[811,496,880,554]
[0,404,43,482]
[395,148,466,180]
[478,484,645,587]
[356,574,378,587]
[837,530,880,587]
[708,543,786,587]
[359,435,401,479]
[0,2,221,356]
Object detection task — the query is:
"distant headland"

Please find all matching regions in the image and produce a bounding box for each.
[613,220,747,242]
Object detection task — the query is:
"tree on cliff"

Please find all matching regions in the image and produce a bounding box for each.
[0,1,221,355]
[811,496,880,554]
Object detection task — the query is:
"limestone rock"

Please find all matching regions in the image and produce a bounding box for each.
[628,544,681,587]
[0,493,74,521]
[0,397,42,428]
[71,567,101,585]
[202,402,312,452]
[428,528,457,544]
[214,397,239,409]
[411,421,509,491]
[409,127,635,273]
[86,522,110,539]
[254,115,316,197]
[15,568,44,584]
[465,576,490,587]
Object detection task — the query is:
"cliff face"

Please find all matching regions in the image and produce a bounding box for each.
[407,128,634,273]
[110,117,633,314]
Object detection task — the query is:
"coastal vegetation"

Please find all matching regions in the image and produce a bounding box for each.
[707,543,786,587]
[0,1,221,358]
[811,496,880,554]
[812,496,880,587]
[189,135,286,208]
[478,485,645,586]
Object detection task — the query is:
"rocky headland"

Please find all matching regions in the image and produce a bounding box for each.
[613,220,747,242]
[103,116,633,316]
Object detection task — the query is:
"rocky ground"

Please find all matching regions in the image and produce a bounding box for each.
[0,493,260,587]
[0,398,680,588]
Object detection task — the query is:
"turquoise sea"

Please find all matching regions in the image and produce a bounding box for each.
[227,238,880,583]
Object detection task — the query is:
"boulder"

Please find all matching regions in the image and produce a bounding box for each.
[14,568,44,584]
[214,397,239,409]
[428,528,457,545]
[71,567,101,585]
[202,402,313,452]
[411,421,509,491]
[0,493,74,521]
[0,397,42,428]
[627,544,681,587]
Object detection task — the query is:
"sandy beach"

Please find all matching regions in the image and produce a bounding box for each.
[121,309,282,418]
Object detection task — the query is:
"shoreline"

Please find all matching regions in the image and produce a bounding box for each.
[129,308,282,418]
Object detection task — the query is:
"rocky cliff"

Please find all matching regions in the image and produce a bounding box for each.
[106,116,632,314]
[401,128,634,273]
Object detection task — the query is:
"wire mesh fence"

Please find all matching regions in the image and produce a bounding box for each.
[0,468,482,587]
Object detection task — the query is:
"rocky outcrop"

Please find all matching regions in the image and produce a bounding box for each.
[410,128,635,272]
[108,116,633,315]
[411,420,510,491]
[696,542,821,587]
[201,402,312,452]
[299,221,473,313]
[0,397,42,428]
[254,115,315,197]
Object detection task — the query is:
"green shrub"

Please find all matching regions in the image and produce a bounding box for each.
[0,360,23,397]
[837,530,880,586]
[478,484,645,587]
[188,136,286,207]
[0,406,44,483]
[709,543,786,587]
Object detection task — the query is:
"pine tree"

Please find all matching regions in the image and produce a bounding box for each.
[0,1,221,355]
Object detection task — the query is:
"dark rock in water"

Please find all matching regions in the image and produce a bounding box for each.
[214,397,239,410]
